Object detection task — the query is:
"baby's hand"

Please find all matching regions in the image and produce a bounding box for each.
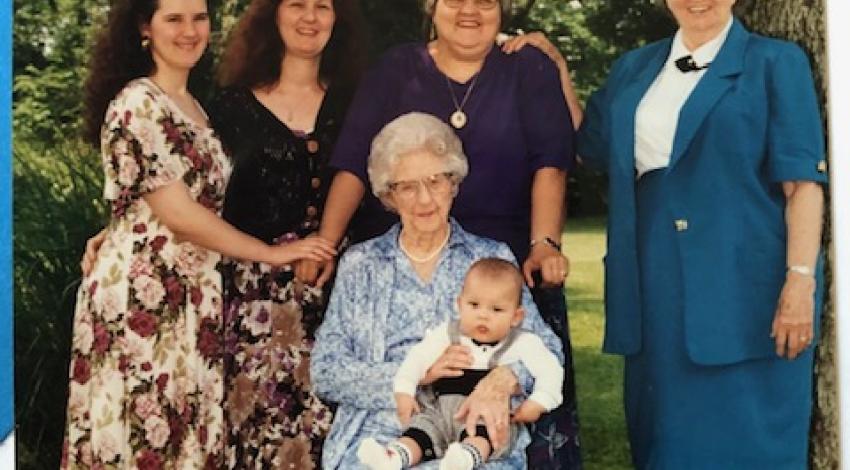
[512,400,546,423]
[394,393,420,427]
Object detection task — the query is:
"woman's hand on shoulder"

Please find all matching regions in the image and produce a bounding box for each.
[500,31,567,69]
[80,228,108,276]
[500,31,584,127]
[268,237,337,267]
[454,366,517,451]
[771,271,816,359]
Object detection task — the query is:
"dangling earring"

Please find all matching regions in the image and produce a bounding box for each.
[141,36,151,50]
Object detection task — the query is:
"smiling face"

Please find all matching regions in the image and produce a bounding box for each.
[277,0,336,59]
[142,0,210,73]
[384,150,456,238]
[666,0,734,45]
[432,0,501,61]
[457,269,524,344]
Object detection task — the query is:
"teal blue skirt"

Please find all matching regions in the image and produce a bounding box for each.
[625,170,813,470]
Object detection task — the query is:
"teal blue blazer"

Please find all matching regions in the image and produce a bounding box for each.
[577,18,828,365]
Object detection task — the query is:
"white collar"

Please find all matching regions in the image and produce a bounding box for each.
[668,16,734,68]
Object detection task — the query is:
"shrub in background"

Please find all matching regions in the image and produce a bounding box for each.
[13,139,105,469]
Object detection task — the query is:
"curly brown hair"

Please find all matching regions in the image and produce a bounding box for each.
[82,0,159,146]
[217,0,366,92]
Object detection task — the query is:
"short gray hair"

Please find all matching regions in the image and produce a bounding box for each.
[367,112,469,198]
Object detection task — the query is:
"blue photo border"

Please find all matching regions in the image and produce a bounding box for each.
[1,0,14,443]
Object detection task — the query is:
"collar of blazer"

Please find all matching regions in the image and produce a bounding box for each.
[610,18,750,175]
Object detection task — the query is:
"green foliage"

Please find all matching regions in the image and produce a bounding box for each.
[12,0,109,145]
[13,65,83,143]
[360,0,426,57]
[583,0,674,54]
[13,1,111,467]
[563,216,631,470]
[516,0,674,101]
[13,139,106,469]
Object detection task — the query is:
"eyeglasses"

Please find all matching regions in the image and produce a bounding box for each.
[387,172,456,200]
[443,0,500,11]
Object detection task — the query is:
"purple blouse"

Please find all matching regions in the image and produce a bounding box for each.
[330,42,575,262]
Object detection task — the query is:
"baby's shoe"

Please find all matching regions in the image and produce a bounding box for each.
[439,442,481,470]
[357,437,404,470]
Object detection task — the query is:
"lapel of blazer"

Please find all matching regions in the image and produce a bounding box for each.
[611,41,669,174]
[667,19,748,170]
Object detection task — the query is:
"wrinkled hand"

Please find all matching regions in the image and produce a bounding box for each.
[269,237,336,266]
[454,366,516,451]
[294,258,337,289]
[395,393,420,428]
[421,344,473,386]
[80,228,108,276]
[522,243,569,288]
[770,272,816,359]
[512,400,546,424]
[501,31,567,68]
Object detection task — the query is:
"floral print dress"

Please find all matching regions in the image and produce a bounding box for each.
[209,87,349,469]
[62,78,231,470]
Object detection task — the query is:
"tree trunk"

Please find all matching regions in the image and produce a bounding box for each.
[738,1,837,468]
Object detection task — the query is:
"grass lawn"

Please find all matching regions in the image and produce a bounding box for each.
[562,216,632,470]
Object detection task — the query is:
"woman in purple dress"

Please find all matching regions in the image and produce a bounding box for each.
[305,0,583,467]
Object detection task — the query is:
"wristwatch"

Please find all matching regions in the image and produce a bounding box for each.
[530,236,562,251]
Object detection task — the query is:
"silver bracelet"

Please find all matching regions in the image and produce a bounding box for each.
[787,265,814,277]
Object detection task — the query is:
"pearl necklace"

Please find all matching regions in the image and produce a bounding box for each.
[399,227,451,264]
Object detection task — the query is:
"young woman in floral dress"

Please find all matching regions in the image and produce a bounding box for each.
[211,0,365,467]
[62,0,335,467]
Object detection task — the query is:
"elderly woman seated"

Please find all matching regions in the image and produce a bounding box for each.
[311,112,563,469]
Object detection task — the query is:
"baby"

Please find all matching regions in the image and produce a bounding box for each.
[358,257,564,470]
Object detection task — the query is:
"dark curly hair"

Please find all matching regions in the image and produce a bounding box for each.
[82,0,159,146]
[217,0,366,93]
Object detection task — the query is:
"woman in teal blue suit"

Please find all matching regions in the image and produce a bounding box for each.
[578,0,827,468]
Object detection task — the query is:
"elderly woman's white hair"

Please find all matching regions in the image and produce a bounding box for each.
[367,112,469,199]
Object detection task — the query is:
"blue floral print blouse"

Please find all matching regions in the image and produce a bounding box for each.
[311,220,563,469]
